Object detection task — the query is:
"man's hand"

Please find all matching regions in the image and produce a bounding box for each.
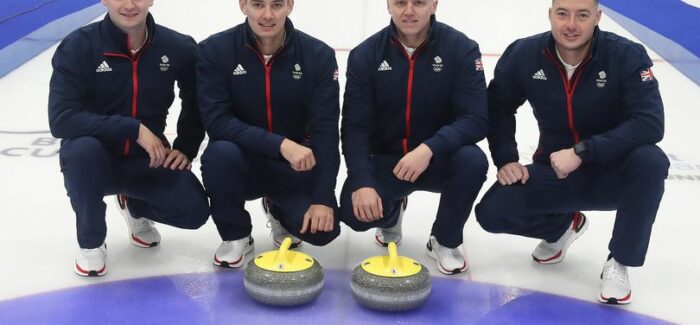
[393,144,433,182]
[136,124,166,168]
[300,204,334,234]
[351,187,383,222]
[550,148,582,179]
[280,138,316,171]
[497,162,529,185]
[162,149,192,170]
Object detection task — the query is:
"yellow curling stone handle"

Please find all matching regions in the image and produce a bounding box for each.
[253,237,315,272]
[360,242,422,277]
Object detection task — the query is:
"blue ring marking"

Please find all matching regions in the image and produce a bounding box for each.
[0,271,672,324]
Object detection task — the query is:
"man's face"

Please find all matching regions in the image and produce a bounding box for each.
[101,0,153,32]
[240,0,294,40]
[387,0,437,40]
[549,0,601,53]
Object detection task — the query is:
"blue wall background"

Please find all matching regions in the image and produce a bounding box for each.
[600,0,700,86]
[1,0,699,86]
[0,0,104,78]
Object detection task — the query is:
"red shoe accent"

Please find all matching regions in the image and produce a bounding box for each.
[75,262,106,275]
[600,291,632,302]
[572,212,582,230]
[131,233,156,247]
[214,254,243,267]
[438,260,467,275]
[375,235,384,245]
[534,250,563,263]
[117,194,128,209]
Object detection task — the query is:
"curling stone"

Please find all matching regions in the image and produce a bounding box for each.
[351,242,431,311]
[243,237,323,306]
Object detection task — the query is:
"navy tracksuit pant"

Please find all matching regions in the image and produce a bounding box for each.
[475,145,669,267]
[200,140,340,246]
[339,145,488,248]
[59,136,210,249]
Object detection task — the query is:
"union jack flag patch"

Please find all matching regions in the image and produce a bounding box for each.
[640,68,654,82]
[475,58,484,71]
[333,68,339,81]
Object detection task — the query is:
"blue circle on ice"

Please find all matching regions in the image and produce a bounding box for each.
[0,271,671,324]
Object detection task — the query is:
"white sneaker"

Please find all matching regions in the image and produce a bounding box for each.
[213,236,255,268]
[75,243,107,277]
[599,257,632,305]
[262,197,302,248]
[532,212,588,264]
[425,235,468,275]
[375,197,407,247]
[116,194,161,248]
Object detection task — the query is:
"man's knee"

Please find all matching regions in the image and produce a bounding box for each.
[185,198,211,229]
[338,182,372,232]
[624,145,669,178]
[450,145,489,178]
[169,197,210,230]
[60,137,112,187]
[475,202,500,233]
[300,227,340,246]
[278,208,341,246]
[340,216,374,232]
[474,186,510,233]
[201,140,247,175]
[60,136,109,165]
[337,200,376,232]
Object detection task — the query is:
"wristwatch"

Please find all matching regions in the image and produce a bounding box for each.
[573,141,586,158]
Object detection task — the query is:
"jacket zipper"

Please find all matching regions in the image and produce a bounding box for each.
[247,44,284,133]
[544,48,591,144]
[103,52,140,155]
[393,37,427,155]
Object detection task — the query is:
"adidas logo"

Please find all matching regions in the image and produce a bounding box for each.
[95,61,112,73]
[378,60,392,71]
[532,69,547,81]
[233,64,247,76]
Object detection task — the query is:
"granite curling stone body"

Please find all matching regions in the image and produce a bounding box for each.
[244,237,323,306]
[351,242,431,311]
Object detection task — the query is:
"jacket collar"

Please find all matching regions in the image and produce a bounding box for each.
[243,17,295,58]
[388,14,437,55]
[102,12,156,56]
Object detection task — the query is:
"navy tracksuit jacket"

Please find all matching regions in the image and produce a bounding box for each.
[49,14,209,248]
[485,28,664,168]
[49,14,204,159]
[197,19,340,245]
[475,28,670,266]
[340,16,489,248]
